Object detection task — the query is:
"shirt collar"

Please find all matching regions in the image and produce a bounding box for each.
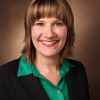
[17,54,75,77]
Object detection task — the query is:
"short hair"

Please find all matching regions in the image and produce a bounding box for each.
[22,0,75,64]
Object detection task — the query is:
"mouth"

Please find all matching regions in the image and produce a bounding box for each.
[41,41,58,45]
[41,40,59,47]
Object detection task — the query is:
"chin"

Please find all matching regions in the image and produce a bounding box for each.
[41,52,60,58]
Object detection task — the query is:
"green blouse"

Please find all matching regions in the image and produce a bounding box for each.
[17,54,74,100]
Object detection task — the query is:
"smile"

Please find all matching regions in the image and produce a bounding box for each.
[41,41,57,45]
[41,40,58,47]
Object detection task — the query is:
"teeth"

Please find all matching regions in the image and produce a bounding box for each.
[42,41,57,45]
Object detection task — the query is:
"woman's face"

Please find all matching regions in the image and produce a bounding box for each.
[31,17,67,58]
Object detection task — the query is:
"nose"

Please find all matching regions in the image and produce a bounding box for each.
[43,25,56,38]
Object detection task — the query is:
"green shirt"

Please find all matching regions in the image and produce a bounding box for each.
[17,54,74,100]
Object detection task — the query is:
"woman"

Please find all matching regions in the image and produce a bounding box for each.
[0,0,90,100]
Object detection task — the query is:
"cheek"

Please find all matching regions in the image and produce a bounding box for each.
[31,27,42,40]
[57,28,67,40]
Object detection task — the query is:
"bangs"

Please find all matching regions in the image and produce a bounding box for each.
[28,0,68,26]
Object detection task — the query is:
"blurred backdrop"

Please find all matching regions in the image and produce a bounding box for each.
[0,0,100,100]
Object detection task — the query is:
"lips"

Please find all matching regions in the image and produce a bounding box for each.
[41,41,57,45]
[41,40,58,47]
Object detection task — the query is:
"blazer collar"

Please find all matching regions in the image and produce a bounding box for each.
[19,74,50,100]
[16,57,49,100]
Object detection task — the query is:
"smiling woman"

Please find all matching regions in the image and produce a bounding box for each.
[0,0,90,100]
[23,0,75,64]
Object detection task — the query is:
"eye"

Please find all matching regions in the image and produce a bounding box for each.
[36,23,44,26]
[55,22,63,26]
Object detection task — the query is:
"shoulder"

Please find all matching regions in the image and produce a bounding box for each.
[67,58,84,67]
[66,60,90,99]
[67,58,85,71]
[66,58,87,77]
[0,58,20,77]
[0,58,20,100]
[66,59,89,87]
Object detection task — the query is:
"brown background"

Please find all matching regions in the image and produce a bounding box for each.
[0,0,100,100]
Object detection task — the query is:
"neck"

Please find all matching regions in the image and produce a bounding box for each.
[34,52,60,73]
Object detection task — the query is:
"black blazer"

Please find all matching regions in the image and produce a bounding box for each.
[0,58,90,100]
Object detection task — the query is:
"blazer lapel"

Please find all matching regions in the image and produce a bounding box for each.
[66,67,77,100]
[19,74,50,100]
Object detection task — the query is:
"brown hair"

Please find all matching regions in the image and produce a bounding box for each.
[22,0,75,64]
